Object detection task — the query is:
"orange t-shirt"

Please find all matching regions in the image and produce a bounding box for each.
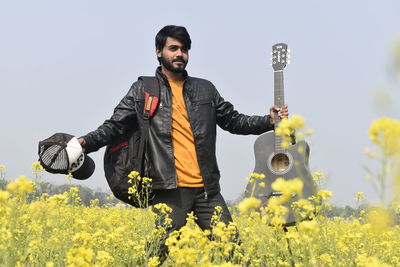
[169,80,204,187]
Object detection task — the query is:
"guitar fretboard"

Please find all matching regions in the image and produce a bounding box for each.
[274,70,284,153]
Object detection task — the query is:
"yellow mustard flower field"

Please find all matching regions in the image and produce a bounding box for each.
[1,116,400,267]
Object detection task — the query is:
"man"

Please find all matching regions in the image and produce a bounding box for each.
[79,25,288,262]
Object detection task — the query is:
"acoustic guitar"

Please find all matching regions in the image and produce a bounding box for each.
[244,43,318,226]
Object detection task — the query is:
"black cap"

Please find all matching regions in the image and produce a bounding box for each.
[38,133,95,180]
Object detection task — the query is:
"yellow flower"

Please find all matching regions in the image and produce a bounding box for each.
[363,147,377,158]
[245,177,255,183]
[6,176,35,195]
[277,118,292,135]
[31,161,44,173]
[154,203,172,214]
[292,199,315,218]
[270,177,303,205]
[289,114,305,129]
[128,186,137,194]
[0,190,11,204]
[368,117,400,156]
[238,197,261,214]
[148,256,160,267]
[317,190,332,201]
[96,250,114,266]
[212,263,241,267]
[319,253,333,265]
[250,172,265,180]
[69,187,80,194]
[281,140,290,149]
[366,207,394,234]
[298,220,319,234]
[128,170,140,179]
[214,205,223,214]
[354,192,366,202]
[313,172,326,182]
[262,204,289,226]
[364,256,392,267]
[275,114,312,149]
[48,193,69,205]
[66,247,94,267]
[276,114,305,134]
[142,177,152,186]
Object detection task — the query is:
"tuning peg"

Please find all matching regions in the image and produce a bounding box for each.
[270,52,273,55]
[287,60,291,64]
[287,54,291,58]
[287,49,291,53]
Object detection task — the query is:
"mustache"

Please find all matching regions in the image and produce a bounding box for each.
[172,57,186,63]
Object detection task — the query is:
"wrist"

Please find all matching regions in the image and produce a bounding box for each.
[268,115,274,125]
[78,138,87,149]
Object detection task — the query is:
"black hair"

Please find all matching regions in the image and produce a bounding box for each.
[155,25,191,51]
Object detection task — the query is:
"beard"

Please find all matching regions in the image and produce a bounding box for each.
[159,55,188,73]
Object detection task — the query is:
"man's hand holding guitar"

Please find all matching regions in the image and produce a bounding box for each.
[269,105,289,125]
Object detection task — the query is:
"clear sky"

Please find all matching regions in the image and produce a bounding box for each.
[1,0,399,206]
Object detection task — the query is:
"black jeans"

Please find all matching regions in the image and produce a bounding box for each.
[149,187,238,263]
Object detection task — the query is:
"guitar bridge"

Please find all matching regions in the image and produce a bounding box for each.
[269,191,283,198]
[268,191,297,199]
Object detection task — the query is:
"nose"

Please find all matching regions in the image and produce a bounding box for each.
[176,48,183,56]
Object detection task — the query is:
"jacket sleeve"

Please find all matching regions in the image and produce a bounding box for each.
[80,83,139,153]
[214,87,274,135]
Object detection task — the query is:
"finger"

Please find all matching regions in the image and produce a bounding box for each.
[278,111,288,117]
[270,105,278,112]
[279,105,288,116]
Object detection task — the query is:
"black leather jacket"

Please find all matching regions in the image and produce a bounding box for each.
[83,67,274,197]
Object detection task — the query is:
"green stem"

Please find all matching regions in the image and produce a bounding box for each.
[379,154,387,205]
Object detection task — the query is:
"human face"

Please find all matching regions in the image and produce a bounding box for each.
[156,37,189,73]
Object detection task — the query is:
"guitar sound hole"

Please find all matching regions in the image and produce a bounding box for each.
[271,153,290,172]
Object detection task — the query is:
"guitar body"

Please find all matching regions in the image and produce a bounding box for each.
[245,131,318,225]
[244,43,318,226]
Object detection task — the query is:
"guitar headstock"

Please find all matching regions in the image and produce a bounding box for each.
[271,43,290,71]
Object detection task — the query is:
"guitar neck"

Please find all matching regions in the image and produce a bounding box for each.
[274,70,285,123]
[274,70,285,152]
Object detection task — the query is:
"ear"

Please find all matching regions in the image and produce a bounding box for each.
[156,49,162,58]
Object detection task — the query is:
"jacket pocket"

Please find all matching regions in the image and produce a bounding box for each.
[193,99,215,116]
[193,98,214,106]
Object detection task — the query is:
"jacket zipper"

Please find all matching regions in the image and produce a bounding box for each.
[182,82,209,200]
[166,83,179,189]
[167,86,178,191]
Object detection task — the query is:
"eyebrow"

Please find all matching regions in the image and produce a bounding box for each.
[168,45,187,50]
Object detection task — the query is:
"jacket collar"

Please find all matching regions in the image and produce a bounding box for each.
[155,66,189,84]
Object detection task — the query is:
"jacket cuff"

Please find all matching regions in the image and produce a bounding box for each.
[266,115,275,130]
